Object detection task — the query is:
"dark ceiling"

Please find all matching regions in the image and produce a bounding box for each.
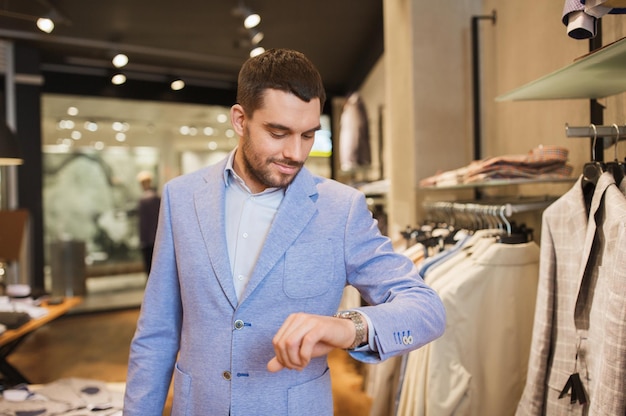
[0,0,384,104]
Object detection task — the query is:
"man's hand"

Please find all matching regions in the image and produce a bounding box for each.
[267,312,363,372]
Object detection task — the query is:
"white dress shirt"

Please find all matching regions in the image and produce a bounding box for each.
[224,151,284,301]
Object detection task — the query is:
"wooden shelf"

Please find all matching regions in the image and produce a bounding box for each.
[496,37,626,101]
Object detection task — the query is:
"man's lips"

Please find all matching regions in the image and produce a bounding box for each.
[273,160,302,174]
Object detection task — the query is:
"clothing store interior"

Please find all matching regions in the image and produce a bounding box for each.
[0,0,625,414]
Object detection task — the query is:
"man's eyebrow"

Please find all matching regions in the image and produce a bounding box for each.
[265,122,322,133]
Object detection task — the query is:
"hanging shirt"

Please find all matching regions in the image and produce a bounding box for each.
[562,0,626,39]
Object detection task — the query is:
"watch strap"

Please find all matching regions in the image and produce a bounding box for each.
[334,310,367,349]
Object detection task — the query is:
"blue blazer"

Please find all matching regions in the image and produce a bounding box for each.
[123,157,445,416]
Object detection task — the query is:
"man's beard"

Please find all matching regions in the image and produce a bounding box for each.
[241,130,304,189]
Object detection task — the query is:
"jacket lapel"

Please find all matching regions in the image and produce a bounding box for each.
[194,161,239,309]
[239,168,319,303]
[575,172,615,319]
[565,176,589,260]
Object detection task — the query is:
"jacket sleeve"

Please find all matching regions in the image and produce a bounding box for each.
[123,184,182,415]
[341,191,446,363]
[515,214,556,415]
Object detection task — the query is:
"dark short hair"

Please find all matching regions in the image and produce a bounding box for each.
[236,48,326,116]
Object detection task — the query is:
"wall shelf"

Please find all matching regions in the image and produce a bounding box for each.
[496,36,626,101]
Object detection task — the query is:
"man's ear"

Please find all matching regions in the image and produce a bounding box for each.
[231,104,246,136]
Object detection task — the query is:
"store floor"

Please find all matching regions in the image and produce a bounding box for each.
[8,274,372,415]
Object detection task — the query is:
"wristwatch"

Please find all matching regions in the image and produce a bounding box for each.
[334,310,367,349]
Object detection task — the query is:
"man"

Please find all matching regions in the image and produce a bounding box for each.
[123,48,445,416]
[136,170,160,275]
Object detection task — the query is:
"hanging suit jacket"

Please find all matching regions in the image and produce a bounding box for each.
[123,157,446,416]
[516,173,626,415]
[397,237,540,416]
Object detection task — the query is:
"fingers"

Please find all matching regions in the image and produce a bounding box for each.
[267,356,284,373]
[269,313,335,372]
[272,313,314,371]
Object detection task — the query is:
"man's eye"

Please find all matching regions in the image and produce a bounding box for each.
[302,134,315,140]
[271,131,287,138]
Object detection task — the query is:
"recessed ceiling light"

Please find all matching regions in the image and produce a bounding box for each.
[244,13,260,29]
[58,119,75,130]
[36,17,54,33]
[111,73,126,85]
[84,121,98,132]
[171,79,185,91]
[250,47,265,58]
[112,53,129,68]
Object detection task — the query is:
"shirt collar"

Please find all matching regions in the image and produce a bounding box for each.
[224,148,284,196]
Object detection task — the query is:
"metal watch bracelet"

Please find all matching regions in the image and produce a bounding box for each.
[334,310,367,349]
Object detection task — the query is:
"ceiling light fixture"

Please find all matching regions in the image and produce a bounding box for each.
[250,46,265,58]
[112,53,129,68]
[249,29,264,45]
[111,73,127,85]
[244,12,260,29]
[35,3,71,34]
[233,1,261,29]
[170,78,185,91]
[0,4,70,34]
[84,121,99,132]
[36,17,54,33]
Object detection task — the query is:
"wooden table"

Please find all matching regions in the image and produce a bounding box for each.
[0,296,82,386]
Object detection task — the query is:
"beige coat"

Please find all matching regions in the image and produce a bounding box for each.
[517,173,626,415]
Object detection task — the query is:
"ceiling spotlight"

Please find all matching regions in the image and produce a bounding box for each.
[35,7,69,34]
[111,73,126,85]
[112,53,129,68]
[170,79,185,91]
[84,121,99,132]
[249,29,264,45]
[233,2,261,29]
[36,17,54,33]
[250,47,265,58]
[244,12,260,29]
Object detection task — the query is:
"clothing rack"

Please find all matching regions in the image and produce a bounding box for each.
[423,198,554,218]
[565,123,626,148]
[422,198,554,235]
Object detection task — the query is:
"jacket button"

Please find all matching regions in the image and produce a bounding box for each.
[222,371,232,380]
[234,319,245,330]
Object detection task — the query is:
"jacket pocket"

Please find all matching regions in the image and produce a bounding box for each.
[283,240,335,299]
[171,363,191,416]
[287,367,333,415]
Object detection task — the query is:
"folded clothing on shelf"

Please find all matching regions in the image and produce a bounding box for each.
[0,312,31,329]
[419,145,573,187]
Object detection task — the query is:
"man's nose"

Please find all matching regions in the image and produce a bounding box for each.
[282,136,303,160]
